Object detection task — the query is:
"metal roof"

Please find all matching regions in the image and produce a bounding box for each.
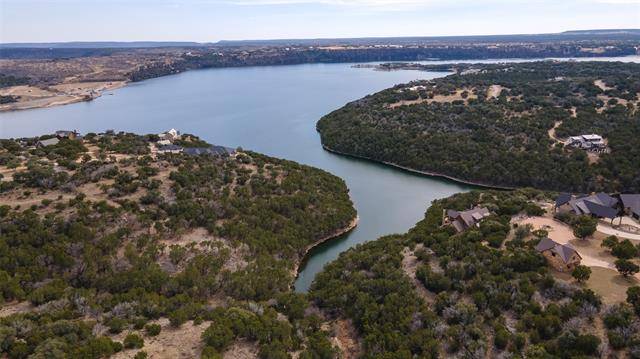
[620,194,640,217]
[38,138,60,147]
[535,237,581,264]
[555,193,572,207]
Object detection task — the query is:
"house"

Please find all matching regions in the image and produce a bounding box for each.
[620,194,640,220]
[55,130,79,139]
[535,237,582,272]
[567,134,607,152]
[157,139,172,146]
[183,146,236,157]
[555,192,619,221]
[36,138,60,148]
[445,206,491,233]
[158,128,181,142]
[157,145,183,154]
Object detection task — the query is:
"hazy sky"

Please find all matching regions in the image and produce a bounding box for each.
[0,0,638,43]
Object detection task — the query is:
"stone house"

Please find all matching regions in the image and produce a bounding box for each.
[445,206,491,233]
[535,237,582,272]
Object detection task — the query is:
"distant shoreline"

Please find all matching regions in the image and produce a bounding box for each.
[0,81,127,112]
[3,52,638,113]
[321,144,516,190]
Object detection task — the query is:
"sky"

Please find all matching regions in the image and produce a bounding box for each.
[0,0,639,43]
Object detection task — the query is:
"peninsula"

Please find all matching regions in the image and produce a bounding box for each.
[317,61,640,193]
[0,129,357,358]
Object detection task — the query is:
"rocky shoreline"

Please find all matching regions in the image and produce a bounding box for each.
[292,215,359,287]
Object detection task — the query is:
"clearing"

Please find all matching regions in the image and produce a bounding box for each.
[110,318,209,359]
[388,88,478,108]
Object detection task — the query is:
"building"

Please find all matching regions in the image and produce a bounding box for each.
[183,146,236,157]
[555,193,573,213]
[36,138,60,148]
[567,134,607,152]
[55,130,79,139]
[555,192,619,221]
[157,145,183,154]
[620,194,640,220]
[158,128,181,142]
[445,206,491,233]
[535,237,582,272]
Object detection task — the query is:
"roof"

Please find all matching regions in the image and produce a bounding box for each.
[38,138,60,147]
[157,144,183,152]
[183,145,235,156]
[568,192,619,218]
[555,193,572,207]
[582,134,603,141]
[446,209,459,218]
[584,201,618,219]
[535,237,582,264]
[535,237,557,252]
[451,220,465,233]
[594,192,619,208]
[620,194,640,217]
[449,206,490,228]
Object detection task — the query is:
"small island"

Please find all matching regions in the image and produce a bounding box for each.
[0,129,357,358]
[317,61,640,193]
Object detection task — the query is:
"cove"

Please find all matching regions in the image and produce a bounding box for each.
[1,57,637,292]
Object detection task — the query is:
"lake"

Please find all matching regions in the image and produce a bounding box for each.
[2,56,638,291]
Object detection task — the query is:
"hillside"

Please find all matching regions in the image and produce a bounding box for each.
[0,131,356,358]
[311,188,640,357]
[317,61,640,192]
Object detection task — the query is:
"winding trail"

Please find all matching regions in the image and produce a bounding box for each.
[401,245,435,304]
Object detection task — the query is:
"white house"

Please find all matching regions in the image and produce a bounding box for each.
[568,134,606,152]
[158,128,181,142]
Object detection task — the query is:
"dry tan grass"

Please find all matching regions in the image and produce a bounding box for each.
[487,84,506,98]
[329,319,362,359]
[0,81,126,111]
[388,88,477,109]
[594,79,614,91]
[223,340,259,359]
[585,267,638,304]
[110,318,209,359]
[0,301,31,318]
[401,245,435,305]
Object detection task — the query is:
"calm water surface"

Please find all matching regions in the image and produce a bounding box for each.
[2,56,637,291]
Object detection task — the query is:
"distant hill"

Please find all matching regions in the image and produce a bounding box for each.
[562,29,640,35]
[215,29,640,47]
[0,41,209,49]
[2,29,638,49]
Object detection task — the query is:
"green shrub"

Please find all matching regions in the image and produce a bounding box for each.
[494,328,510,350]
[145,324,162,337]
[123,333,144,349]
[202,322,234,352]
[107,318,128,334]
